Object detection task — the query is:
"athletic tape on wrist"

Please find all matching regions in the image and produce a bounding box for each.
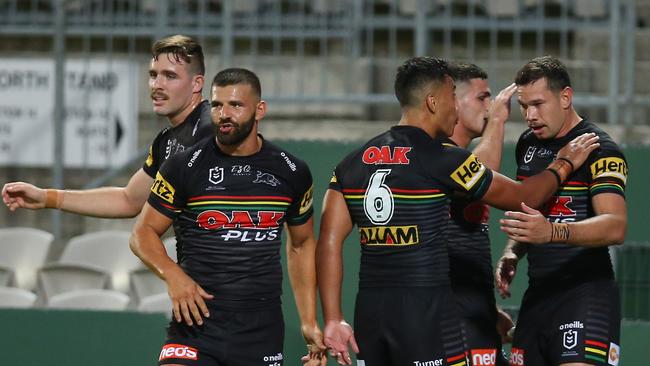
[550,222,570,243]
[45,189,63,209]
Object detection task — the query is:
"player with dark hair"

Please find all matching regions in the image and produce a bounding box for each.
[3,34,212,218]
[496,55,627,366]
[317,56,599,366]
[447,61,517,366]
[130,67,326,366]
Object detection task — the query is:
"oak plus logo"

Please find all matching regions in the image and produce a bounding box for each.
[362,146,411,165]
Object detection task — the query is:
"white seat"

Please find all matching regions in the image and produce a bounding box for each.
[37,264,109,300]
[130,268,166,301]
[0,266,14,287]
[137,292,172,318]
[0,227,53,290]
[0,286,37,308]
[56,230,143,293]
[47,289,130,311]
[162,236,178,263]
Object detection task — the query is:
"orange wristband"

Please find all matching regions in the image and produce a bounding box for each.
[550,222,570,243]
[546,159,573,184]
[45,189,63,209]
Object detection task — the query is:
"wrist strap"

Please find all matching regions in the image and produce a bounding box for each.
[546,159,573,184]
[45,189,63,209]
[545,168,562,186]
[550,222,570,243]
[556,157,575,172]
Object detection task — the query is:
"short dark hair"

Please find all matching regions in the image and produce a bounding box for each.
[515,55,571,91]
[448,62,488,83]
[152,34,205,76]
[212,68,262,99]
[394,57,450,108]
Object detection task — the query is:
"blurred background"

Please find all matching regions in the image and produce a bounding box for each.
[0,0,648,365]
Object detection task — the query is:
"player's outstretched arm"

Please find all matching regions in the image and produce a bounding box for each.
[130,203,213,326]
[286,219,327,364]
[317,189,358,366]
[472,83,517,171]
[495,239,527,299]
[481,132,599,211]
[500,194,626,247]
[2,168,153,218]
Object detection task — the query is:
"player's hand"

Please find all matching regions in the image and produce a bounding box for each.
[488,83,517,125]
[300,323,327,366]
[556,132,600,171]
[495,307,515,344]
[495,252,519,299]
[323,320,359,365]
[165,268,213,326]
[2,182,47,211]
[500,202,552,244]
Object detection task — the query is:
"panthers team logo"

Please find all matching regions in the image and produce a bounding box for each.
[253,171,281,187]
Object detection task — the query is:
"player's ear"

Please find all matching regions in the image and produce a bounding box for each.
[255,100,267,121]
[559,86,572,110]
[193,74,204,94]
[425,94,436,114]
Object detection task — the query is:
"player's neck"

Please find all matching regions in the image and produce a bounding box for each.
[449,125,473,148]
[555,109,583,138]
[399,109,444,139]
[216,128,262,157]
[167,94,204,128]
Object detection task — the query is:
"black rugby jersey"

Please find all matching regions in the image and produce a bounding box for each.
[142,100,213,178]
[329,126,493,288]
[515,120,627,286]
[147,135,314,309]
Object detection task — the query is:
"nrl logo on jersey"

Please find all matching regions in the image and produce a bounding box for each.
[209,166,224,185]
[524,146,536,163]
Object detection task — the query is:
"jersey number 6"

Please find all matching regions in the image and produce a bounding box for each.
[364,169,394,225]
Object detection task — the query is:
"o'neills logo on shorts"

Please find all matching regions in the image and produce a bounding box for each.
[359,225,419,246]
[159,344,199,361]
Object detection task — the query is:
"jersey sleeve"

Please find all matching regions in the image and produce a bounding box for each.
[285,162,314,226]
[142,130,164,178]
[328,166,343,192]
[147,156,187,219]
[587,149,628,198]
[437,145,493,200]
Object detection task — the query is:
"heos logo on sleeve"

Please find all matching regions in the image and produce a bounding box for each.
[451,154,486,191]
[590,157,627,183]
[151,171,175,204]
[299,185,314,215]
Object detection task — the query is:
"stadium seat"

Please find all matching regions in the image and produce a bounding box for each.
[137,292,172,318]
[130,268,166,301]
[130,237,176,301]
[51,230,143,293]
[0,266,13,287]
[0,227,54,290]
[47,289,130,311]
[0,286,37,308]
[37,264,109,300]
